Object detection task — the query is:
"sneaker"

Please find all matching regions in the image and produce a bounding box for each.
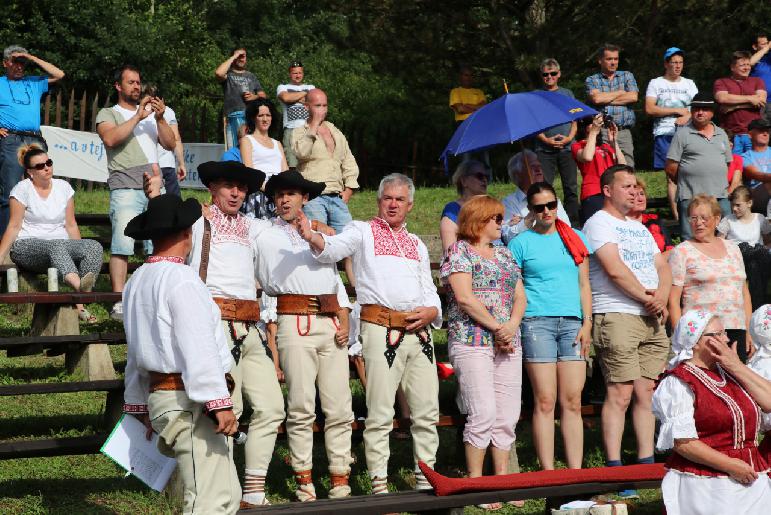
[110,301,124,322]
[617,489,639,499]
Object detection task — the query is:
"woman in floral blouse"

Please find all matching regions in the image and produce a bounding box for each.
[440,194,526,506]
[668,194,753,361]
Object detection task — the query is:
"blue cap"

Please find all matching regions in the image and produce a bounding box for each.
[664,47,683,60]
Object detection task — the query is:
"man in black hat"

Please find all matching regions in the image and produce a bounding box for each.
[665,92,733,238]
[253,169,354,502]
[145,161,285,509]
[121,194,241,514]
[741,118,771,214]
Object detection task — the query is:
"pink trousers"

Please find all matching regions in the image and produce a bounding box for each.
[450,342,522,450]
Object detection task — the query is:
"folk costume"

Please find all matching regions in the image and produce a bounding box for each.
[313,216,442,492]
[122,195,241,514]
[652,310,771,515]
[747,305,771,466]
[188,161,285,508]
[255,170,354,501]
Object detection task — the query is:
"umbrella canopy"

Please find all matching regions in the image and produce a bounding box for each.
[441,90,599,163]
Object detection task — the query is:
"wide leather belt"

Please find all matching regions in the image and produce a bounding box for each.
[149,372,235,394]
[277,294,340,315]
[360,304,411,329]
[213,297,261,322]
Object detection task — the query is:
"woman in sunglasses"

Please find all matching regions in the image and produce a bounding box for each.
[652,309,771,515]
[440,194,526,509]
[0,145,103,322]
[440,159,489,253]
[508,182,592,471]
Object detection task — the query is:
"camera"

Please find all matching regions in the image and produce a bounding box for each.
[601,111,614,128]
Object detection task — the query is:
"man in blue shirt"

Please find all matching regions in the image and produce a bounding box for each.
[741,118,771,214]
[585,43,639,167]
[0,45,64,237]
[750,33,771,123]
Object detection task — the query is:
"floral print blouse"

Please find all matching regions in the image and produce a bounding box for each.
[440,240,522,348]
[669,239,747,329]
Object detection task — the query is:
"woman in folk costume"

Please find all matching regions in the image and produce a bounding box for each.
[747,305,771,465]
[652,309,771,514]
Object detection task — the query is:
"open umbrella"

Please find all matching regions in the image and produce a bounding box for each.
[441,90,598,164]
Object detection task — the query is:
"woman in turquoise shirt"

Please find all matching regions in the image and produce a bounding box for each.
[508,182,592,471]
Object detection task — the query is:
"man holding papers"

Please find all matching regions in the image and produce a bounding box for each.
[121,194,240,514]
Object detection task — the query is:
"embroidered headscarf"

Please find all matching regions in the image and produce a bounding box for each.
[748,304,771,369]
[669,309,715,369]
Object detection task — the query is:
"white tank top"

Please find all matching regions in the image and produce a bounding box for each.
[246,135,282,178]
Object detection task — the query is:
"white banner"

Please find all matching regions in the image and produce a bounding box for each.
[40,126,225,189]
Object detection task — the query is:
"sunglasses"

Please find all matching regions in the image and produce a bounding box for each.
[30,159,53,170]
[531,200,558,213]
[488,214,504,224]
[542,71,559,77]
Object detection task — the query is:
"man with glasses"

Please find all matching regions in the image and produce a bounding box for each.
[585,44,639,167]
[665,93,733,239]
[277,61,315,167]
[0,45,64,238]
[534,58,579,224]
[644,47,698,222]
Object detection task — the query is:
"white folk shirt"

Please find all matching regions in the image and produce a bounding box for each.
[254,218,351,309]
[315,218,442,327]
[122,259,233,414]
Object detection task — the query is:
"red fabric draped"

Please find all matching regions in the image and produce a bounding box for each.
[418,461,665,497]
[555,219,589,265]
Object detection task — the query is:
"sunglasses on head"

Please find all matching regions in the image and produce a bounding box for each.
[531,200,558,213]
[542,71,559,77]
[488,214,504,224]
[30,159,53,170]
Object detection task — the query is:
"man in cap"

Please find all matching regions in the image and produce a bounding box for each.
[254,169,354,502]
[298,172,442,494]
[644,47,698,220]
[741,118,771,214]
[665,93,733,239]
[121,194,241,514]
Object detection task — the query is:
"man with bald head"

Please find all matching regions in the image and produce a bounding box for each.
[290,88,359,233]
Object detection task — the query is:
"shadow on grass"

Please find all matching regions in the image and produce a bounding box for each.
[0,364,66,382]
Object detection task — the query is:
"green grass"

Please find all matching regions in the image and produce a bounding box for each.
[0,174,669,513]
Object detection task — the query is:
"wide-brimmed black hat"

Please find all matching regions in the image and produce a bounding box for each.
[690,92,716,110]
[124,194,202,240]
[264,168,325,200]
[197,161,266,195]
[748,118,771,131]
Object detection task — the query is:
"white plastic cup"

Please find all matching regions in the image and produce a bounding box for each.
[47,268,58,292]
[6,268,18,293]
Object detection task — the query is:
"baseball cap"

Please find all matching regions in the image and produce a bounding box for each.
[664,47,683,60]
[748,118,771,131]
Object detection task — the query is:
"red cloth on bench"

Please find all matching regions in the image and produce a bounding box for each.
[418,461,666,496]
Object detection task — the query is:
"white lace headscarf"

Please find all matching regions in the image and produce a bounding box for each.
[668,309,715,369]
[749,304,771,369]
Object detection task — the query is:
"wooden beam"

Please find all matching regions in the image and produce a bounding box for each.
[0,332,126,350]
[0,379,123,396]
[0,434,106,460]
[0,292,122,304]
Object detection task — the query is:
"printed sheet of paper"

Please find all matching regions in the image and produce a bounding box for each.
[100,414,177,491]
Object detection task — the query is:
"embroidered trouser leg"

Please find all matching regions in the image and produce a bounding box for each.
[277,313,353,474]
[224,321,285,473]
[149,390,241,515]
[361,321,439,478]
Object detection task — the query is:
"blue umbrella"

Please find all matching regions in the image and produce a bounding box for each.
[441,90,598,164]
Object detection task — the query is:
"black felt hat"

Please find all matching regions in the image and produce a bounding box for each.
[264,168,325,200]
[197,161,266,195]
[124,194,202,240]
[690,92,716,110]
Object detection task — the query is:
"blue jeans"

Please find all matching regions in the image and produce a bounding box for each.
[161,167,181,196]
[302,194,352,233]
[109,188,152,256]
[521,316,584,363]
[225,111,246,150]
[733,133,752,155]
[0,134,47,237]
[678,197,731,240]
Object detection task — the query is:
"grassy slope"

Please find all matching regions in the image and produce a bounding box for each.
[0,172,667,513]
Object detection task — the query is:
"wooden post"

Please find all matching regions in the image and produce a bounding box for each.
[90,92,99,131]
[67,90,75,129]
[79,91,87,131]
[43,95,50,126]
[55,92,62,127]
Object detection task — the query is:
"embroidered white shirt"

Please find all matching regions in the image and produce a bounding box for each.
[122,261,233,412]
[314,218,442,327]
[254,218,351,309]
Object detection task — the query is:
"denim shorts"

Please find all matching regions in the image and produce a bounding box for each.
[302,194,353,233]
[109,188,151,255]
[521,316,583,363]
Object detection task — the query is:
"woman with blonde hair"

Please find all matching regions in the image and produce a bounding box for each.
[440,194,526,509]
[0,145,103,322]
[439,159,489,252]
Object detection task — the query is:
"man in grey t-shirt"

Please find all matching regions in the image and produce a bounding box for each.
[214,48,266,149]
[665,93,732,239]
[534,58,579,224]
